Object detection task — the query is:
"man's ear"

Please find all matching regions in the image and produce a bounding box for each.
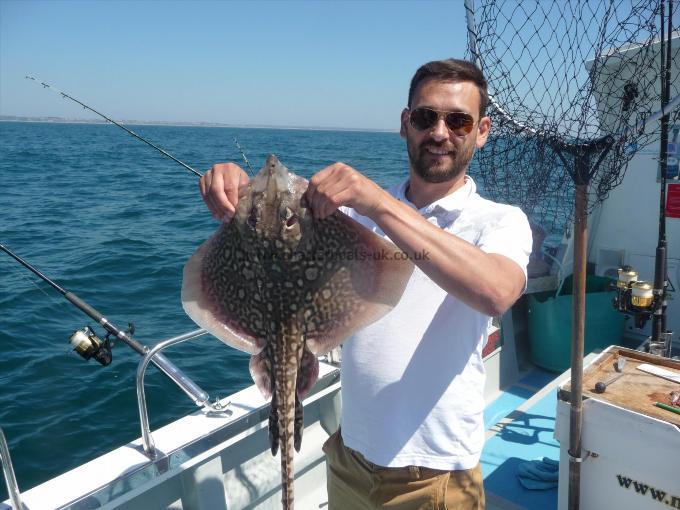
[400,108,409,139]
[476,116,492,148]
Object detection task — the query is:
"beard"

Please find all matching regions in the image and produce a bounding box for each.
[406,138,476,184]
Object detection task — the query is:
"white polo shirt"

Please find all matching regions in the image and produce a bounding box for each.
[340,175,532,471]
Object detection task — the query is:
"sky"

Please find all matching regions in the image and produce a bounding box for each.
[0,0,471,131]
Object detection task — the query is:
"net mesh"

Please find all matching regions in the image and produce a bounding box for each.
[465,0,680,240]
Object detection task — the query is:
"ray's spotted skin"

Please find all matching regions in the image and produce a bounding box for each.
[182,155,413,509]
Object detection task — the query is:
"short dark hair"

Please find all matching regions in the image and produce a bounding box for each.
[407,59,489,116]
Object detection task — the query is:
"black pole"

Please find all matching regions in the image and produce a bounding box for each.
[651,0,673,357]
[1,243,146,355]
[663,0,673,356]
[568,181,588,510]
[0,243,67,294]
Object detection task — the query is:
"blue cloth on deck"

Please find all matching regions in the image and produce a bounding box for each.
[516,457,559,490]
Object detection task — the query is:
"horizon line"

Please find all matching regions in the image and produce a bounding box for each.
[0,115,400,134]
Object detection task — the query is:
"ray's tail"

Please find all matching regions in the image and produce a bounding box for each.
[270,362,302,509]
[269,330,314,509]
[280,420,295,509]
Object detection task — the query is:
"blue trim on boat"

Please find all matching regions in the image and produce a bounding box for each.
[484,385,534,428]
[482,388,560,510]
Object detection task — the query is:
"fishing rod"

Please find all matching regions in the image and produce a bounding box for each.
[26,76,203,177]
[18,78,257,406]
[0,243,211,408]
[25,76,255,176]
[17,78,261,410]
[234,137,254,174]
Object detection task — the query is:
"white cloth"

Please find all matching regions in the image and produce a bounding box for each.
[340,175,532,471]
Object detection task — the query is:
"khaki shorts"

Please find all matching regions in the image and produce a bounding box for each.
[323,429,485,510]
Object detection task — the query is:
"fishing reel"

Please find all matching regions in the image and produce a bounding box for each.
[69,323,134,366]
[70,326,112,366]
[612,265,657,328]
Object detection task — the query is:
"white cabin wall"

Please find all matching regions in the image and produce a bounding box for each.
[588,148,680,344]
[587,33,680,347]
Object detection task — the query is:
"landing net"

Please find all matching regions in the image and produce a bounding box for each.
[465,0,680,240]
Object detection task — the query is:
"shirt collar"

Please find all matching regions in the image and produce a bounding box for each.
[395,175,476,219]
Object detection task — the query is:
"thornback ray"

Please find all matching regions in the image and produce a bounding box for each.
[181,154,413,509]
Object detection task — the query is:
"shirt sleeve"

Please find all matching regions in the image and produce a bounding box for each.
[477,206,533,286]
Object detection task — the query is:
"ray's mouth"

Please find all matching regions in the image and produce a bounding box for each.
[285,213,299,228]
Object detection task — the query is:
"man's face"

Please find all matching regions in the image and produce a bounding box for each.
[400,79,490,184]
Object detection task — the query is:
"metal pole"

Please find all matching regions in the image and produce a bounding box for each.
[0,428,23,510]
[136,329,209,458]
[568,182,588,510]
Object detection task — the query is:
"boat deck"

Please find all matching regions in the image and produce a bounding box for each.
[481,367,571,510]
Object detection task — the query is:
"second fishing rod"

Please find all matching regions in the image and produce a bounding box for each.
[4,78,256,409]
[0,243,211,408]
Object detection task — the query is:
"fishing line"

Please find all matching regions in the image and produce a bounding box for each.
[9,262,81,320]
[25,76,202,177]
[24,77,228,179]
[26,76,257,180]
[233,137,254,175]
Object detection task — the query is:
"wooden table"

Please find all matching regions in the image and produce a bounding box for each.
[560,346,680,427]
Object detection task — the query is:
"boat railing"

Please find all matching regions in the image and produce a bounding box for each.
[0,427,23,510]
[136,328,216,458]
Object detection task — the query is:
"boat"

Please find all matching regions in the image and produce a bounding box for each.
[2,15,679,510]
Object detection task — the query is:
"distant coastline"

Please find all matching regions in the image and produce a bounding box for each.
[0,115,398,134]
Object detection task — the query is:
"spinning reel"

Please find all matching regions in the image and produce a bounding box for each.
[613,265,674,356]
[613,265,656,328]
[69,323,135,367]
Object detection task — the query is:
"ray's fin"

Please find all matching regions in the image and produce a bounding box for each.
[249,349,273,399]
[182,223,267,355]
[296,345,319,399]
[304,212,414,355]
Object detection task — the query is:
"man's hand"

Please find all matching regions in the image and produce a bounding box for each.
[305,163,385,220]
[199,163,249,221]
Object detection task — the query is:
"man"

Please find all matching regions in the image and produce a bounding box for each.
[200,59,531,509]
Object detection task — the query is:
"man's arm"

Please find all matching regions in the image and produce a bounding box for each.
[370,194,526,316]
[199,163,250,221]
[305,163,528,317]
[200,162,529,317]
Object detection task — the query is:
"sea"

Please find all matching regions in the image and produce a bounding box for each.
[0,120,421,501]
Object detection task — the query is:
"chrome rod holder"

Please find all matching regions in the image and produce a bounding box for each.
[136,329,210,458]
[0,427,23,510]
[150,350,210,407]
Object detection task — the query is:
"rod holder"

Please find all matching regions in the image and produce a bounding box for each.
[151,350,210,407]
[136,329,211,458]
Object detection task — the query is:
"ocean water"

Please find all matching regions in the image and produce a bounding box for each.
[0,121,412,500]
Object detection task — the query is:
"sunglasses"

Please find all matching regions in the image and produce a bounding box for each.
[408,107,476,135]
